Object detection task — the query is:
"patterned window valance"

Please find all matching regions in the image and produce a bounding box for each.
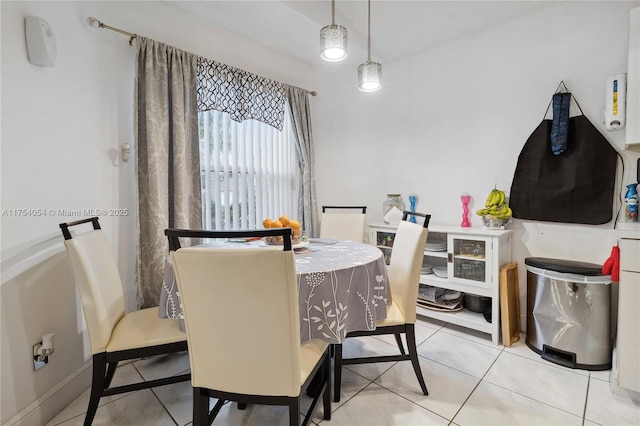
[197,57,286,131]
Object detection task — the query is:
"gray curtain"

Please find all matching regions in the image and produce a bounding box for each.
[135,37,202,308]
[285,85,319,237]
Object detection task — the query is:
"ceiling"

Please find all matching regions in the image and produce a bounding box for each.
[162,1,561,65]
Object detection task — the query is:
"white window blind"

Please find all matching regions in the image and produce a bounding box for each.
[199,108,299,230]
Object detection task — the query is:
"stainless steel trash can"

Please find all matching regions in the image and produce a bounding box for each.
[525,257,612,371]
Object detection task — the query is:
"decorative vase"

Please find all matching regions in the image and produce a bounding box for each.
[461,193,471,227]
[383,194,405,216]
[408,194,418,223]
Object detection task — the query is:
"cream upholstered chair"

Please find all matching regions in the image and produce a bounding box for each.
[319,205,367,242]
[166,227,331,426]
[59,217,189,426]
[333,211,430,402]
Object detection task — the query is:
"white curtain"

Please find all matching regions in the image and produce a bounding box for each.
[199,109,299,230]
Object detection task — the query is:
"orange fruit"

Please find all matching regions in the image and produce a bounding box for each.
[289,220,301,230]
[278,215,290,226]
[263,218,273,228]
[271,220,283,228]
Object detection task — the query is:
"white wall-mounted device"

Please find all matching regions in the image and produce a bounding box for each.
[121,143,131,163]
[25,16,57,67]
[604,73,626,131]
[33,332,55,370]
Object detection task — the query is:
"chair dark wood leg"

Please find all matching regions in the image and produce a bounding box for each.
[84,353,107,426]
[305,364,324,398]
[104,361,118,388]
[333,343,343,402]
[302,349,331,426]
[208,399,226,425]
[323,351,332,420]
[394,333,406,355]
[290,397,301,426]
[406,324,428,395]
[193,387,209,426]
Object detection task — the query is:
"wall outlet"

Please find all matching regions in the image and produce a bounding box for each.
[33,342,50,370]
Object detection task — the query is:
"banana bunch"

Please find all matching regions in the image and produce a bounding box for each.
[476,188,512,220]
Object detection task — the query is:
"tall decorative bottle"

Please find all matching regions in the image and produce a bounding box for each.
[460,193,471,227]
[624,183,638,221]
[408,194,418,223]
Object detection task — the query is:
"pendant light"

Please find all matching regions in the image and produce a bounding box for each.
[358,0,382,92]
[320,0,347,62]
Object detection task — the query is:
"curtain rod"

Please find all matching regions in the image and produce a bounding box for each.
[85,16,318,97]
[87,17,137,45]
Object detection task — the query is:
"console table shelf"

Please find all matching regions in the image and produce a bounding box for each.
[368,223,512,345]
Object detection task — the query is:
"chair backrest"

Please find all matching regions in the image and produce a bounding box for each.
[388,220,429,323]
[165,227,293,251]
[319,205,367,242]
[401,210,431,228]
[169,229,303,396]
[60,218,125,354]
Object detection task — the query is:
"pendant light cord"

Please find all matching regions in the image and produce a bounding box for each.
[367,0,371,61]
[332,0,336,25]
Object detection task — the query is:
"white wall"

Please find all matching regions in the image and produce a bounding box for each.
[0,1,312,423]
[310,1,639,324]
[2,2,135,423]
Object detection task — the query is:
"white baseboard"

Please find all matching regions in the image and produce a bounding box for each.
[5,362,92,426]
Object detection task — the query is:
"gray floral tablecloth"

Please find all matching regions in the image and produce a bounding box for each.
[159,239,389,344]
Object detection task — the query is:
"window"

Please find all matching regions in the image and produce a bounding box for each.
[198,107,300,230]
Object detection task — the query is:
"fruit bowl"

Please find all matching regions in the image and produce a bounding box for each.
[477,188,512,229]
[263,233,302,245]
[481,216,511,229]
[262,216,303,245]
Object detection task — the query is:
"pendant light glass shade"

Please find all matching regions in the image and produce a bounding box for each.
[358,0,381,91]
[320,0,347,62]
[320,24,348,61]
[358,60,382,91]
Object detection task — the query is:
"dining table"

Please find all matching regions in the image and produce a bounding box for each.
[158,238,390,344]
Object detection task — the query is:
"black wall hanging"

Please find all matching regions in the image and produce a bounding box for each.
[510,82,618,225]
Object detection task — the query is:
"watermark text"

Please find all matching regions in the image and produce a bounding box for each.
[1,208,129,217]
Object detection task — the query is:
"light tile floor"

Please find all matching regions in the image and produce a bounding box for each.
[45,318,640,426]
